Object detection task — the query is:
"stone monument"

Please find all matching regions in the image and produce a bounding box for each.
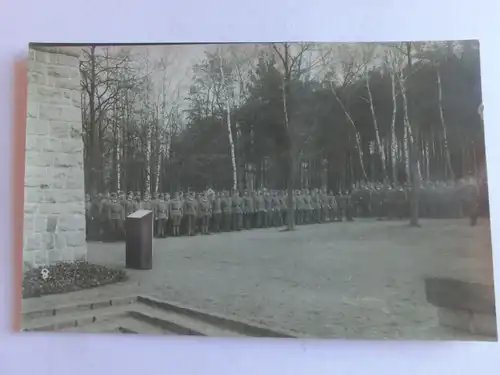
[23,46,87,269]
[125,210,153,270]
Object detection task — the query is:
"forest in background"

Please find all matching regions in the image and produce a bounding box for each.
[77,41,483,196]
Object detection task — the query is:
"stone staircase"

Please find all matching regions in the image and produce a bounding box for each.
[22,295,297,337]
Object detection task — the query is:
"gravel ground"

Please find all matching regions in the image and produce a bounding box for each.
[25,218,494,340]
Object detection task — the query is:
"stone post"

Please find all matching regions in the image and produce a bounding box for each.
[23,46,87,269]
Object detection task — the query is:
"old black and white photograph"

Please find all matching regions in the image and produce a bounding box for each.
[21,41,495,340]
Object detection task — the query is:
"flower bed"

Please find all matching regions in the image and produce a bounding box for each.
[23,261,128,298]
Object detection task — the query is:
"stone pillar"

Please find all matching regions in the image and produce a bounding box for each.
[23,46,87,269]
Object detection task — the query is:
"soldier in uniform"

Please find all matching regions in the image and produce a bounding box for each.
[250,191,258,229]
[169,192,183,236]
[134,191,142,209]
[459,177,480,226]
[335,191,346,222]
[118,190,127,212]
[99,193,111,241]
[269,191,280,227]
[87,195,100,240]
[156,193,169,238]
[198,192,212,235]
[303,189,312,224]
[280,191,288,226]
[150,192,161,237]
[184,192,198,236]
[124,191,137,216]
[328,191,337,223]
[243,191,254,230]
[141,192,153,211]
[392,186,406,219]
[321,188,329,222]
[232,190,243,231]
[346,190,354,221]
[263,190,273,228]
[212,192,222,233]
[255,190,266,228]
[311,189,321,223]
[294,190,303,225]
[85,194,91,239]
[370,185,382,220]
[221,191,232,232]
[107,192,125,241]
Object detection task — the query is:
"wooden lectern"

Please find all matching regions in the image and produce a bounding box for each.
[125,210,153,270]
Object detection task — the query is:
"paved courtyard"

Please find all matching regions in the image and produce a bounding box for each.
[24,218,494,339]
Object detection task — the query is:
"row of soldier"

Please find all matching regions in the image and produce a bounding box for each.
[350,178,486,221]
[85,177,484,241]
[85,188,355,241]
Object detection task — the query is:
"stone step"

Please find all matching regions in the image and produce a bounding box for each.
[114,317,177,335]
[23,301,245,337]
[61,315,176,335]
[22,295,137,321]
[22,295,298,337]
[128,304,244,337]
[22,304,132,332]
[137,295,296,337]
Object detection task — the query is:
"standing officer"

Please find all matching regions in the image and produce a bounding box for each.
[232,190,243,231]
[243,190,254,230]
[221,191,232,232]
[271,191,282,227]
[107,192,125,241]
[169,192,183,236]
[255,190,266,228]
[198,192,212,235]
[184,192,198,236]
[264,190,273,228]
[156,193,169,238]
[125,191,138,217]
[212,191,222,233]
[151,192,161,237]
[328,191,337,222]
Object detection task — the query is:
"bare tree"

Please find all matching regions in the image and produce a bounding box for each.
[384,48,402,183]
[399,42,421,227]
[270,42,315,230]
[217,48,238,191]
[320,45,369,182]
[362,44,387,181]
[80,45,140,193]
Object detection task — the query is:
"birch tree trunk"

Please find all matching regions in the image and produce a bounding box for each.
[329,82,368,181]
[436,68,455,180]
[218,53,237,191]
[145,124,151,195]
[155,146,162,194]
[366,72,387,180]
[390,71,398,183]
[281,73,295,230]
[403,120,410,180]
[398,74,422,180]
[402,42,420,226]
[116,121,121,191]
[425,141,430,181]
[144,61,152,195]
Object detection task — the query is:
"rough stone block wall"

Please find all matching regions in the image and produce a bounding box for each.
[23,46,87,269]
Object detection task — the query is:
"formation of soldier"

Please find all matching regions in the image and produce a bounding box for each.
[85,187,355,241]
[85,176,486,241]
[350,177,486,222]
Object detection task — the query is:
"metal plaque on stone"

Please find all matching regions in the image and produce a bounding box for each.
[125,209,153,270]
